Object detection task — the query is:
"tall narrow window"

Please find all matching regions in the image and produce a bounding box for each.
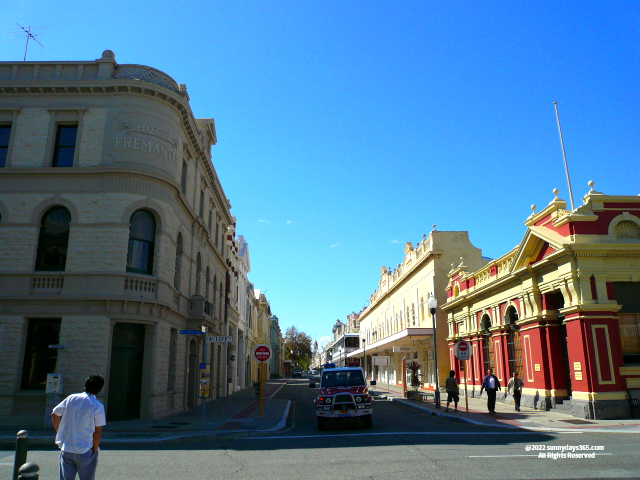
[195,253,202,295]
[205,267,210,301]
[52,125,78,167]
[208,210,212,231]
[126,210,156,275]
[35,207,71,271]
[215,221,220,248]
[199,190,204,218]
[21,319,61,390]
[181,161,188,194]
[0,125,11,167]
[213,275,217,313]
[174,233,183,290]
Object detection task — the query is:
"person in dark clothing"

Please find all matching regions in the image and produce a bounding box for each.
[479,368,501,413]
[445,370,459,412]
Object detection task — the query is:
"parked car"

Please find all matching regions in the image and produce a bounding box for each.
[309,366,375,430]
[293,369,302,378]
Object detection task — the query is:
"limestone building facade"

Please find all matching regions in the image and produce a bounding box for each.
[0,51,238,422]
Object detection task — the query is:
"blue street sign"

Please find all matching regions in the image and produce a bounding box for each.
[180,330,205,335]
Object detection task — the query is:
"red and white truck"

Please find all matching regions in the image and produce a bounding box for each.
[309,366,375,430]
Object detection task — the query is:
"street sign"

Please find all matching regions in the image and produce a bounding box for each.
[180,330,205,335]
[373,356,390,365]
[254,344,272,363]
[393,346,411,352]
[206,335,232,343]
[454,340,472,361]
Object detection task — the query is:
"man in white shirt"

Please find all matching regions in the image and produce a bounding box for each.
[52,375,106,480]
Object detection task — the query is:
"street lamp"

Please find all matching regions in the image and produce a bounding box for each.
[428,293,440,409]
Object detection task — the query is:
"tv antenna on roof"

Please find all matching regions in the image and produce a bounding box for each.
[16,23,44,61]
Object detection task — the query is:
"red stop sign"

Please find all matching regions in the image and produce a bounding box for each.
[254,344,271,362]
[458,342,469,352]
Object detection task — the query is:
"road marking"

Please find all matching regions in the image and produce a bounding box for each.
[268,382,288,399]
[247,431,561,440]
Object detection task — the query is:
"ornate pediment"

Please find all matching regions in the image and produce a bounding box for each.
[512,227,566,271]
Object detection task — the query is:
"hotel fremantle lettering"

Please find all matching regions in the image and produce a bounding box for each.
[114,121,180,162]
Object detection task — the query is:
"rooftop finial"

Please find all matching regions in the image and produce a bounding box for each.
[432,224,436,231]
[531,204,537,214]
[553,188,559,198]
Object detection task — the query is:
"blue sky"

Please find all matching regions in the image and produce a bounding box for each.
[4,1,640,347]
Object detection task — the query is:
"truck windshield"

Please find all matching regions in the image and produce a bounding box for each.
[322,370,365,387]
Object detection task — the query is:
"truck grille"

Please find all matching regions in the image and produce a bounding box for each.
[334,394,353,403]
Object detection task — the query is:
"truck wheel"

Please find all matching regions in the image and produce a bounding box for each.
[363,414,372,429]
[317,417,326,431]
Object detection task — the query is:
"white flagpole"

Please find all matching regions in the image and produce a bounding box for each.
[553,102,576,210]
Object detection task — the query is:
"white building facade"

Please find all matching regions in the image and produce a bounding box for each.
[0,51,237,422]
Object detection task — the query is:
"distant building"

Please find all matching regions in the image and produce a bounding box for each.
[269,315,282,378]
[349,231,487,389]
[443,185,640,419]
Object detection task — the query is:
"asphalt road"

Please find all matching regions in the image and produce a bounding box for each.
[2,377,639,479]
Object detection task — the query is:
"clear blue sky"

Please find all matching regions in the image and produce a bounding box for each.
[4,1,640,347]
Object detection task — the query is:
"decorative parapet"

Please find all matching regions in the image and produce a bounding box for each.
[446,248,518,302]
[368,232,435,309]
[113,65,179,93]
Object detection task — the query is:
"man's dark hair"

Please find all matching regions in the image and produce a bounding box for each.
[84,375,105,395]
[449,370,455,377]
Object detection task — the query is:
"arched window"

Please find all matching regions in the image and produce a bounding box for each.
[195,253,202,295]
[35,206,71,271]
[505,306,522,377]
[173,233,183,290]
[481,314,493,375]
[126,210,156,275]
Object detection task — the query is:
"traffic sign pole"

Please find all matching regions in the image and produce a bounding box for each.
[465,359,469,414]
[260,361,264,418]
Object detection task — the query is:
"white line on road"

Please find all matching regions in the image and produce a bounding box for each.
[247,431,565,440]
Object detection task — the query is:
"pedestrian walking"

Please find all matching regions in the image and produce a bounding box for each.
[506,371,525,412]
[51,374,106,480]
[479,368,501,414]
[445,370,459,412]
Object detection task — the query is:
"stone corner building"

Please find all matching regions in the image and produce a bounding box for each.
[0,50,238,422]
[443,186,640,419]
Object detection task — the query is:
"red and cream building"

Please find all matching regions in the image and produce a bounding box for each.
[443,183,640,419]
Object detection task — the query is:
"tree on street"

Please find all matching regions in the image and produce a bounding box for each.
[284,326,313,370]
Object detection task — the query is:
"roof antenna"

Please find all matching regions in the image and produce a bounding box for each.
[553,102,576,210]
[17,23,44,61]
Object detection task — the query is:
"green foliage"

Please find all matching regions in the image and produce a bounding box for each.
[284,326,313,370]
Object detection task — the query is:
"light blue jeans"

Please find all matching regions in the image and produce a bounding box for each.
[60,448,98,480]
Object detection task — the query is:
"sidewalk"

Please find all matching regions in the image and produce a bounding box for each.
[370,382,640,433]
[0,379,291,448]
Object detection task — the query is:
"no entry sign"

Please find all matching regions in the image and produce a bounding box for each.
[454,340,472,361]
[254,344,272,363]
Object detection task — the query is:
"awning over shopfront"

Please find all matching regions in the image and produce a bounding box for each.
[347,328,434,357]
